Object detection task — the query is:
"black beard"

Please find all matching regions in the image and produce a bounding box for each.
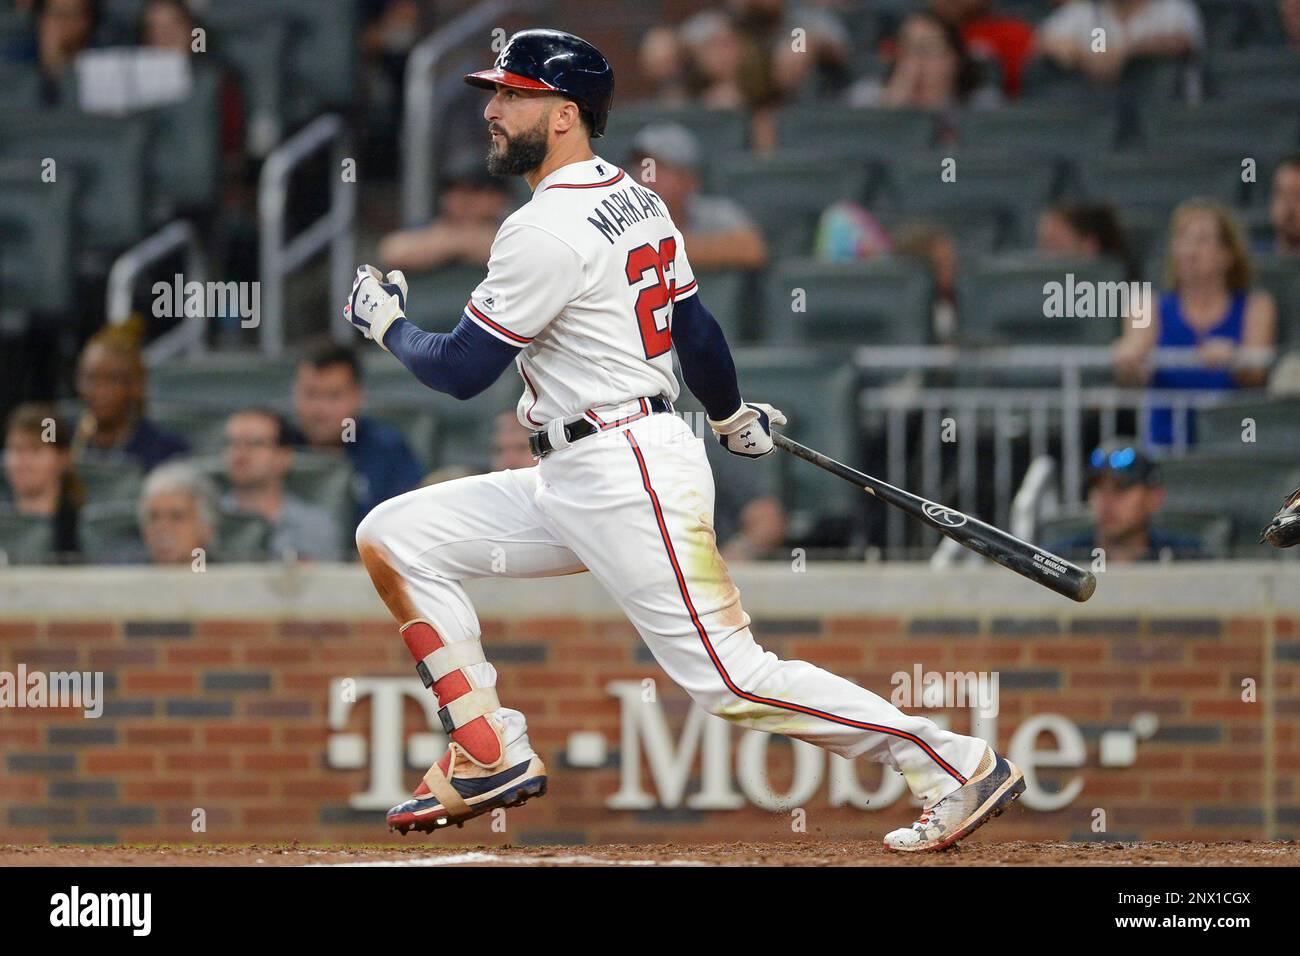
[486,116,549,177]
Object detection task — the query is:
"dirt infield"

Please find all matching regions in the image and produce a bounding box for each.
[2,841,1296,866]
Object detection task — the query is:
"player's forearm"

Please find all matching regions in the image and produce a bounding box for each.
[671,294,742,421]
[385,316,517,400]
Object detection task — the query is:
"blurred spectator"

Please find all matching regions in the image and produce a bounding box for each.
[676,10,747,108]
[1033,0,1203,88]
[221,407,343,562]
[629,123,768,272]
[929,0,1035,98]
[291,340,422,526]
[1113,200,1277,449]
[3,403,81,560]
[34,0,99,102]
[72,321,190,472]
[377,164,514,273]
[491,411,535,472]
[1043,438,1202,563]
[138,460,217,565]
[1269,156,1300,256]
[1037,202,1139,281]
[848,10,999,142]
[893,221,961,343]
[639,25,694,105]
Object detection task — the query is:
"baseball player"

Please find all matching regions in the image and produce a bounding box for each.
[344,29,1023,852]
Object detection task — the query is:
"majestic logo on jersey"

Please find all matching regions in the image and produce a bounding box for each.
[922,501,968,528]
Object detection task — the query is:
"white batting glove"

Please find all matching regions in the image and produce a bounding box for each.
[344,265,408,350]
[708,402,787,459]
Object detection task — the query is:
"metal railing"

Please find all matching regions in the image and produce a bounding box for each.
[258,114,356,356]
[401,0,545,227]
[853,345,1274,556]
[106,219,208,363]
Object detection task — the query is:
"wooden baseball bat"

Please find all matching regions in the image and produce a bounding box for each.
[773,432,1097,603]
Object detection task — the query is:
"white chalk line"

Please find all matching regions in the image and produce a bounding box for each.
[309,851,709,867]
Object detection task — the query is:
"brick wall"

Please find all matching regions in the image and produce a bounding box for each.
[0,566,1296,845]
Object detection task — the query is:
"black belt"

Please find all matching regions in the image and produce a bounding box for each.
[529,396,674,459]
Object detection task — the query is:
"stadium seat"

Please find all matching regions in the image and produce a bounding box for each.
[1198,0,1285,50]
[1196,398,1300,454]
[279,0,361,123]
[205,9,289,157]
[148,357,299,409]
[420,372,523,471]
[957,106,1118,161]
[728,348,860,539]
[956,253,1129,348]
[143,64,223,217]
[76,459,145,506]
[215,510,273,563]
[150,406,230,455]
[79,500,145,564]
[284,450,358,549]
[1158,454,1300,557]
[0,111,149,255]
[0,509,55,566]
[1037,506,1231,559]
[1253,255,1300,348]
[761,258,933,346]
[881,153,1058,247]
[715,153,875,260]
[0,62,41,109]
[693,270,756,343]
[1077,152,1242,216]
[0,162,78,313]
[1209,50,1300,104]
[403,266,488,333]
[1139,102,1300,165]
[776,105,936,158]
[599,104,749,175]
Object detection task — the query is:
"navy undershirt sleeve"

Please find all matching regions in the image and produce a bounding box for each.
[384,315,519,401]
[671,293,743,422]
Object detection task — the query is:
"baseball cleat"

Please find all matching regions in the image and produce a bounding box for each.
[883,745,1024,852]
[388,753,548,835]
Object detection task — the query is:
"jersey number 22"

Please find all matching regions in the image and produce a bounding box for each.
[625,237,677,359]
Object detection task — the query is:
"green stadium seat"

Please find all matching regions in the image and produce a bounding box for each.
[205,10,289,157]
[0,509,55,566]
[1139,102,1300,160]
[420,373,523,471]
[599,105,750,175]
[715,152,874,260]
[729,348,860,536]
[79,500,145,564]
[956,253,1129,348]
[1037,506,1231,560]
[403,266,487,333]
[1077,152,1243,216]
[1159,454,1300,557]
[776,105,936,158]
[1196,398,1300,454]
[0,62,41,109]
[692,270,755,343]
[150,406,230,455]
[284,450,357,549]
[0,111,149,255]
[1253,255,1300,348]
[76,458,145,506]
[1210,50,1300,104]
[147,357,299,409]
[1199,0,1284,50]
[957,106,1118,161]
[279,0,361,123]
[882,152,1058,247]
[761,258,933,346]
[0,162,78,313]
[214,510,273,563]
[143,64,223,216]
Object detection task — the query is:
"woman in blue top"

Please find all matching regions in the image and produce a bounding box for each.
[1112,199,1277,450]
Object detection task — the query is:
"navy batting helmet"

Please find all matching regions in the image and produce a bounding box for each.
[464,29,614,138]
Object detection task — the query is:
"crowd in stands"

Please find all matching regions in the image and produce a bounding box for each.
[3,0,1300,566]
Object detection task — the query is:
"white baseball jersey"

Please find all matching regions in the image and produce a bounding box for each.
[461,156,698,428]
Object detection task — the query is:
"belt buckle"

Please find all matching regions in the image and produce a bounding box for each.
[528,431,546,460]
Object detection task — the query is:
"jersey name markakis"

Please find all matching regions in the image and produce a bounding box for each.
[585,184,670,244]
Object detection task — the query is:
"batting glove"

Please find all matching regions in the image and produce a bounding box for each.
[344,265,408,351]
[708,402,787,459]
